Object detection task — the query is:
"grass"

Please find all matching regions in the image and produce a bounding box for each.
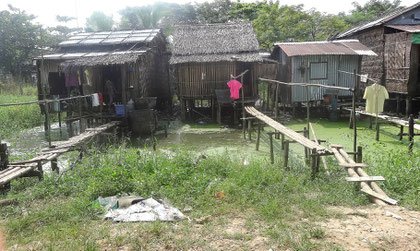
[0,84,44,139]
[1,143,363,250]
[0,109,418,249]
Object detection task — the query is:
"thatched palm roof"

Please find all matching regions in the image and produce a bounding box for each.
[170,22,262,64]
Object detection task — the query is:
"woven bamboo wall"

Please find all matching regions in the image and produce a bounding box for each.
[177,62,236,98]
[352,26,385,90]
[384,32,412,93]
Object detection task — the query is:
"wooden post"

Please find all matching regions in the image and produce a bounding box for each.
[311,148,318,177]
[275,83,279,120]
[352,70,357,161]
[303,127,308,159]
[281,133,285,150]
[217,104,222,125]
[306,86,310,129]
[269,132,274,164]
[0,143,8,171]
[37,161,43,181]
[58,100,62,128]
[248,119,252,141]
[357,146,363,163]
[369,117,373,129]
[399,125,404,140]
[283,140,289,170]
[45,102,52,148]
[396,94,400,115]
[409,114,414,152]
[180,98,186,121]
[51,158,58,174]
[241,75,245,138]
[256,124,261,151]
[375,115,380,141]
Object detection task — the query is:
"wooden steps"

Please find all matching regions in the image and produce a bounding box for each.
[345,176,385,182]
[361,188,398,205]
[339,163,369,168]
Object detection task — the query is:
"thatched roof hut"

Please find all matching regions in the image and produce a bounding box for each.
[169,22,272,122]
[170,22,262,64]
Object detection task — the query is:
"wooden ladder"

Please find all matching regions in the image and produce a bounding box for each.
[330,144,397,205]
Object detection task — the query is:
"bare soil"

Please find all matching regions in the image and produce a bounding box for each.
[317,206,420,251]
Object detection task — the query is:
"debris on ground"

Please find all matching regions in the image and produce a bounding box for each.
[96,196,185,222]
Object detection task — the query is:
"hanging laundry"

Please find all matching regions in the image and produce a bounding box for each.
[65,72,79,88]
[85,69,92,86]
[98,93,103,104]
[92,93,100,107]
[363,83,389,114]
[227,79,242,100]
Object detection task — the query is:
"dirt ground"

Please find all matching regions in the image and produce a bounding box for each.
[317,206,420,251]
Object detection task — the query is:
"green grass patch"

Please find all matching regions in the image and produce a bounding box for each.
[0,85,44,138]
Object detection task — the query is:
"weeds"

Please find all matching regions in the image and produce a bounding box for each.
[0,85,44,138]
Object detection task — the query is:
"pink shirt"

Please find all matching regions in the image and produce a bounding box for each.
[227,80,242,100]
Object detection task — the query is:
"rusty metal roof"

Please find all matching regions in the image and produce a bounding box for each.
[274,40,376,57]
[386,24,420,32]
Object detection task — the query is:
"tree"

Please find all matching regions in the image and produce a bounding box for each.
[0,5,41,77]
[85,12,114,32]
[345,0,403,25]
[195,0,236,23]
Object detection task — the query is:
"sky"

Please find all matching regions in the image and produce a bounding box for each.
[1,0,419,28]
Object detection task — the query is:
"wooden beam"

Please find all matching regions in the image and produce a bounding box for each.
[360,188,398,205]
[339,163,369,168]
[346,176,385,182]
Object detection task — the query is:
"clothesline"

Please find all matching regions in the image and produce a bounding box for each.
[259,78,354,92]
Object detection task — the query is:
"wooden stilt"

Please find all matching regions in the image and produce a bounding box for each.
[311,148,318,177]
[399,125,404,140]
[369,117,373,129]
[248,119,252,141]
[269,132,274,164]
[45,103,52,148]
[409,114,414,152]
[375,115,379,141]
[357,146,363,163]
[283,140,289,170]
[256,124,261,151]
[281,133,285,150]
[51,158,59,174]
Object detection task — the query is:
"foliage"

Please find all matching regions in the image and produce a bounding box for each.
[0,5,41,76]
[85,11,114,32]
[345,0,403,25]
[367,149,420,208]
[195,0,235,23]
[0,85,44,138]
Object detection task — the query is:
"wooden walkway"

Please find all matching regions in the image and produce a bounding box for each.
[0,121,120,186]
[245,106,397,205]
[345,108,420,131]
[245,106,331,155]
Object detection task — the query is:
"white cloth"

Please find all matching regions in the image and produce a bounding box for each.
[92,93,100,107]
[360,74,368,83]
[363,83,389,114]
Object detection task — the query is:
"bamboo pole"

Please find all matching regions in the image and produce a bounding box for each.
[283,140,289,170]
[309,123,330,176]
[269,132,274,164]
[352,69,357,161]
[256,124,261,151]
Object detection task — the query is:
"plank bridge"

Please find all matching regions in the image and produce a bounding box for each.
[0,121,120,187]
[245,106,397,206]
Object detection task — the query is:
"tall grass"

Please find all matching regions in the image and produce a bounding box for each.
[0,84,44,138]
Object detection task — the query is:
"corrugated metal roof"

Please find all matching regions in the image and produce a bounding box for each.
[274,40,376,57]
[337,2,420,38]
[386,24,420,32]
[36,49,147,60]
[58,29,161,47]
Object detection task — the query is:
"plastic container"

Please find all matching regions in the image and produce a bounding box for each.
[115,104,127,115]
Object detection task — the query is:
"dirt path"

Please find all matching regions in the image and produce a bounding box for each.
[318,206,420,250]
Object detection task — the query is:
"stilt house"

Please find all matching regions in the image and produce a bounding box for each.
[337,2,420,114]
[35,29,169,109]
[169,22,267,121]
[271,40,376,104]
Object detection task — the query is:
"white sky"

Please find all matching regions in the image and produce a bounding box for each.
[1,0,419,28]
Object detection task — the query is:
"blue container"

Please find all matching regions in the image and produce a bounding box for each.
[115,104,127,115]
